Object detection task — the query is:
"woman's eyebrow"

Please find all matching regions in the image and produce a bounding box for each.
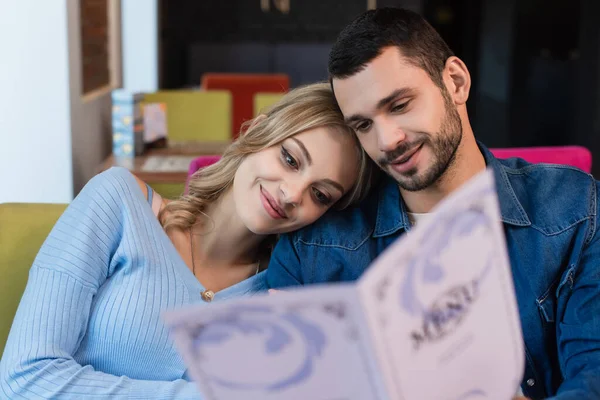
[291,137,312,166]
[320,179,344,194]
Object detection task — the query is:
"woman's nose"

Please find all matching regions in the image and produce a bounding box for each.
[280,181,304,207]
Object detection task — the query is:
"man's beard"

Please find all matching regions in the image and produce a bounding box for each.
[378,94,463,192]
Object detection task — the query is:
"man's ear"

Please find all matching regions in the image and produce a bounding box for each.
[443,56,471,106]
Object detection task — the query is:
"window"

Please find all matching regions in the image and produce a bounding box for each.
[80,0,120,96]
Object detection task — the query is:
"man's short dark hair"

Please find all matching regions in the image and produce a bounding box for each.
[328,8,454,90]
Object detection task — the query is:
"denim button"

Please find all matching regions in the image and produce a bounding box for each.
[527,378,535,387]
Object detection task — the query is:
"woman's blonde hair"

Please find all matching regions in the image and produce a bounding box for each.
[160,82,376,232]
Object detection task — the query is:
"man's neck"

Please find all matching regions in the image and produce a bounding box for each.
[400,133,485,214]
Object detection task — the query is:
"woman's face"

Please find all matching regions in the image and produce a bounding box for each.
[233,126,359,235]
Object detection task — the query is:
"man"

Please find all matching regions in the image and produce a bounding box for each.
[267,7,600,400]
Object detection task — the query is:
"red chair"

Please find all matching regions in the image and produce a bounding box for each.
[490,146,592,173]
[201,73,289,139]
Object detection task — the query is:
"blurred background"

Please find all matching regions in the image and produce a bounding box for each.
[1,0,599,204]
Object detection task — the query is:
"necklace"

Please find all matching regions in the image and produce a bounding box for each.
[189,229,260,302]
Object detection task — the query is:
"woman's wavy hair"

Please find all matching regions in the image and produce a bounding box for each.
[159,82,377,232]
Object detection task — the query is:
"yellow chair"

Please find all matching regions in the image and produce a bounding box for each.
[253,93,285,116]
[0,203,67,355]
[146,183,185,200]
[143,90,232,142]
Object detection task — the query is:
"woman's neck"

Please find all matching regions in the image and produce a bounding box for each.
[191,189,268,268]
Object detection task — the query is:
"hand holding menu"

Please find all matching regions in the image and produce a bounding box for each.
[164,169,525,400]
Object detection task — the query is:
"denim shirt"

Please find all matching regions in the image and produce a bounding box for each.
[267,144,600,399]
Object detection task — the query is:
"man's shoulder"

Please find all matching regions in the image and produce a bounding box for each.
[499,158,596,199]
[499,159,597,232]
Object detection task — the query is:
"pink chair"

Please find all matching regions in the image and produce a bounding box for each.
[184,146,592,194]
[489,146,592,173]
[185,155,222,194]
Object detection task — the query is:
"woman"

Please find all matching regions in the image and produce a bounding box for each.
[0,83,375,399]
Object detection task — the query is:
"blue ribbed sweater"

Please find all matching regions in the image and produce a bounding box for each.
[0,167,267,399]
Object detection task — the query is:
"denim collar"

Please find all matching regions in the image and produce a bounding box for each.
[372,141,531,237]
[479,143,531,226]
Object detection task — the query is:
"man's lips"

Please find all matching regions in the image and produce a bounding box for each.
[391,144,422,165]
[388,144,423,174]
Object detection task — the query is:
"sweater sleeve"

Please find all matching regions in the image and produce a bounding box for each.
[0,168,202,399]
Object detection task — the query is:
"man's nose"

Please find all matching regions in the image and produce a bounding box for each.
[376,119,407,153]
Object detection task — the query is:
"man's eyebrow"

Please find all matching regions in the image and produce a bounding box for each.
[344,87,415,125]
[376,88,415,109]
[291,137,312,166]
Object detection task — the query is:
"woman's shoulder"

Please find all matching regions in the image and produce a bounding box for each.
[89,166,137,185]
[76,167,152,214]
[88,167,171,221]
[85,167,143,198]
[32,168,151,285]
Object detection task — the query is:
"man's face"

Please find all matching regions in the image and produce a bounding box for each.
[332,46,463,191]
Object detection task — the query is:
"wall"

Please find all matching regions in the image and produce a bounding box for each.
[472,0,516,147]
[122,0,159,92]
[0,1,73,203]
[575,0,600,176]
[162,0,423,88]
[70,0,159,194]
[68,0,122,194]
[0,1,127,203]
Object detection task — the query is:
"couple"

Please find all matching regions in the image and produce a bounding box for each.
[1,8,598,400]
